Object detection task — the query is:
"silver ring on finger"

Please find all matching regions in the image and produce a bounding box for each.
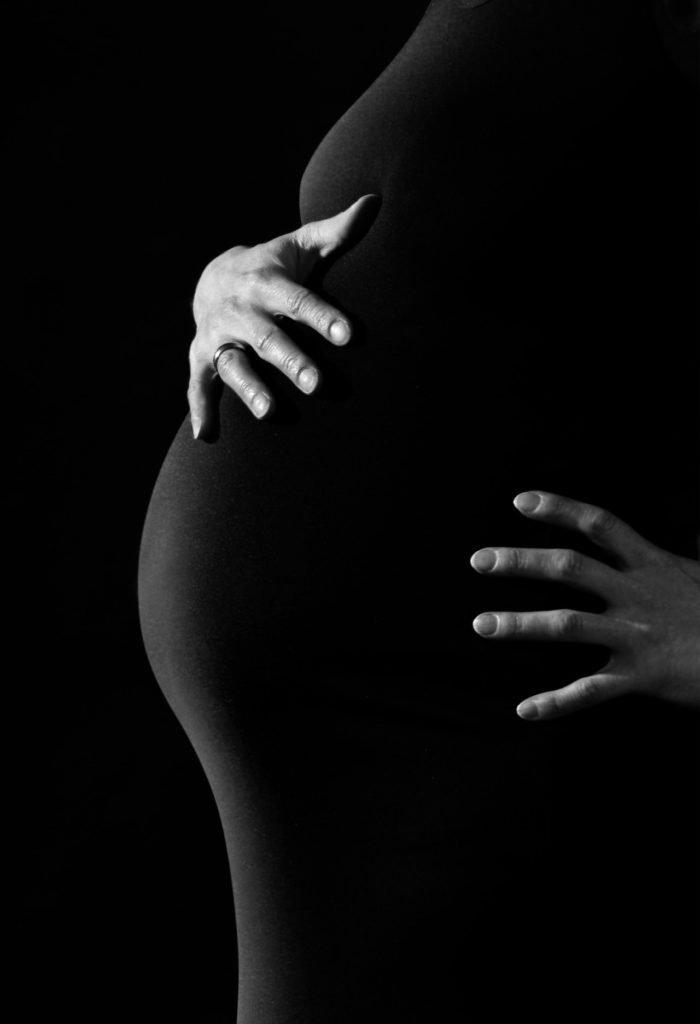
[212,341,246,375]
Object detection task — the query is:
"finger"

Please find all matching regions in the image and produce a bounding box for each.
[472,608,638,648]
[213,345,274,419]
[294,193,382,260]
[680,555,700,584]
[512,491,663,569]
[515,672,631,721]
[244,314,322,393]
[271,280,352,346]
[469,546,628,602]
[188,360,221,440]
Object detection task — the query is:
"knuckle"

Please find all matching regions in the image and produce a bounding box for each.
[282,351,303,378]
[499,549,521,573]
[255,327,277,356]
[250,264,278,289]
[240,265,270,294]
[585,506,617,540]
[575,676,600,705]
[239,380,259,405]
[223,293,246,317]
[285,286,311,318]
[309,304,333,333]
[553,548,583,578]
[506,613,522,636]
[546,690,573,717]
[553,610,581,638]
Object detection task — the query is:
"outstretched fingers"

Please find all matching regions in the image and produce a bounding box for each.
[511,491,663,569]
[188,345,273,436]
[515,672,632,720]
[188,194,383,431]
[242,313,324,393]
[272,280,352,346]
[472,608,648,649]
[213,345,274,418]
[469,546,627,602]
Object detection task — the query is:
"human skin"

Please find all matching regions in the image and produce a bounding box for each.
[470,491,700,720]
[188,204,699,722]
[187,194,380,437]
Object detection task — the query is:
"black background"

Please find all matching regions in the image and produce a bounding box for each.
[15,3,699,1021]
[17,3,430,1020]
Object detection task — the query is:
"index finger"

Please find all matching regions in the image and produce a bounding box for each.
[267,279,352,346]
[512,491,663,569]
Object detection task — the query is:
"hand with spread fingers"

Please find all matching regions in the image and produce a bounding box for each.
[470,492,700,721]
[188,194,381,438]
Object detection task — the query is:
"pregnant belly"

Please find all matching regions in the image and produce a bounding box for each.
[137,211,613,735]
[138,0,672,711]
[138,258,479,672]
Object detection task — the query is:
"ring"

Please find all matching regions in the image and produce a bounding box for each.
[212,341,246,374]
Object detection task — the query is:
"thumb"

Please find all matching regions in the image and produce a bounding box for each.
[294,193,382,260]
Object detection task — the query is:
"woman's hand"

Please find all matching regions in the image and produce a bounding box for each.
[188,193,380,437]
[469,491,700,720]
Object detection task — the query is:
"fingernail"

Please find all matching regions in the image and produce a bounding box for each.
[191,415,201,440]
[299,367,319,393]
[516,700,541,721]
[470,549,497,573]
[253,393,271,418]
[473,613,498,636]
[514,491,541,513]
[329,320,349,344]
